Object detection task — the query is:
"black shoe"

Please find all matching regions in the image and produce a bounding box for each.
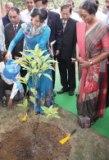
[57,88,69,94]
[35,111,44,115]
[69,90,74,96]
[35,111,41,115]
[0,97,7,107]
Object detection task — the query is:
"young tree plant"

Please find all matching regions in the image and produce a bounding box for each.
[16,45,59,119]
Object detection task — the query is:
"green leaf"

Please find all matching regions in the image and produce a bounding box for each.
[18,76,27,84]
[42,106,60,119]
[29,96,36,104]
[17,98,29,110]
[23,98,28,108]
[30,88,37,94]
[17,103,25,108]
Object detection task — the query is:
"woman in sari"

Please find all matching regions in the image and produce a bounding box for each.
[7,8,53,114]
[76,1,109,128]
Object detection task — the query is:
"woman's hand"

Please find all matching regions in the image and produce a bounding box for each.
[80,60,91,68]
[77,57,85,63]
[5,52,12,60]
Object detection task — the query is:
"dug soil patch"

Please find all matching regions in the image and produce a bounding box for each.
[0,121,71,160]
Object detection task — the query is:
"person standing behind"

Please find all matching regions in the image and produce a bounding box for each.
[2,2,14,27]
[4,7,24,59]
[103,0,109,29]
[34,0,63,89]
[20,0,35,23]
[88,0,107,24]
[0,2,14,52]
[0,21,5,53]
[66,0,82,22]
[57,5,77,96]
[103,0,109,23]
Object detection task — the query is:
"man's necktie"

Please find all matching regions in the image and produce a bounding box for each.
[13,25,17,33]
[62,20,66,32]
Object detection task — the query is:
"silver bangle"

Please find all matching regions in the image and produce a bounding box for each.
[88,59,93,65]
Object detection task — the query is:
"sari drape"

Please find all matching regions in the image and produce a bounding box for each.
[77,22,109,124]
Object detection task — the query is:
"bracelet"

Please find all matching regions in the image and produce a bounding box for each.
[88,59,93,65]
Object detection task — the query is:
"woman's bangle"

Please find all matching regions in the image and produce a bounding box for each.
[88,59,93,65]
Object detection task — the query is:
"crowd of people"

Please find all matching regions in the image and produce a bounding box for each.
[0,0,109,128]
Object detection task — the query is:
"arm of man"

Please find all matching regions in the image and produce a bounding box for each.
[8,78,24,107]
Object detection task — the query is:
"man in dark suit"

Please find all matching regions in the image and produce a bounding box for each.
[47,8,63,89]
[57,4,77,96]
[34,0,63,89]
[4,7,24,59]
[4,7,26,96]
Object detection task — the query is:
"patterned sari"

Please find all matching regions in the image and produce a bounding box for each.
[77,22,109,126]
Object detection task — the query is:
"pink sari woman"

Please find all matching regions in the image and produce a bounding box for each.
[76,21,109,128]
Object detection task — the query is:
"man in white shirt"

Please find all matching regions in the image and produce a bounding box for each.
[0,2,14,52]
[52,0,82,22]
[103,0,109,25]
[0,52,24,108]
[20,0,35,23]
[87,0,107,23]
[0,23,5,52]
[96,9,107,24]
[66,0,82,22]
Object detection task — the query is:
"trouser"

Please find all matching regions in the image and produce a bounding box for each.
[0,78,13,101]
[52,70,55,89]
[20,67,27,94]
[58,58,76,91]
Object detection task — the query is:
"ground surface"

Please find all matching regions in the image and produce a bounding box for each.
[0,106,109,160]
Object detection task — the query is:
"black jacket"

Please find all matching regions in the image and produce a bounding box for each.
[47,11,63,52]
[2,14,10,27]
[59,18,77,59]
[4,21,24,58]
